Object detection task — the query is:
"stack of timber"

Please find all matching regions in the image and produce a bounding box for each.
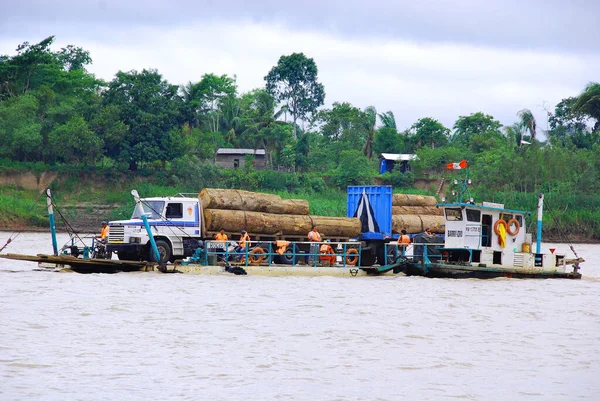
[200,188,361,238]
[392,194,445,234]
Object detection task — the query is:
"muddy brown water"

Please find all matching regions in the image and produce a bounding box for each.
[1,232,599,401]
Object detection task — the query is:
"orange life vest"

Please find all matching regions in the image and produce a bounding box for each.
[215,233,228,241]
[100,225,109,239]
[400,234,411,245]
[239,233,250,248]
[308,230,322,242]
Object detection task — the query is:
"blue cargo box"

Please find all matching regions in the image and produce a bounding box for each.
[347,186,393,239]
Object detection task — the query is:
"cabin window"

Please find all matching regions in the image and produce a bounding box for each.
[445,208,463,221]
[132,201,164,219]
[166,203,183,219]
[466,209,481,222]
[516,215,523,227]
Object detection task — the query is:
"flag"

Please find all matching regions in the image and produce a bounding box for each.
[446,159,468,170]
[353,190,380,233]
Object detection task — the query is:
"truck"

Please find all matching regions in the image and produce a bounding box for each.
[106,186,397,265]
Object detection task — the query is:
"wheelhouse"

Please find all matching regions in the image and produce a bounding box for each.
[440,201,531,266]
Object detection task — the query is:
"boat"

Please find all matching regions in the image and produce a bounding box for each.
[395,161,583,279]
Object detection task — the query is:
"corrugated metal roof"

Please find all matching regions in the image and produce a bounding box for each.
[216,148,266,155]
[380,153,417,161]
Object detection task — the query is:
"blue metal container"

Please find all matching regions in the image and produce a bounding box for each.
[347,186,393,239]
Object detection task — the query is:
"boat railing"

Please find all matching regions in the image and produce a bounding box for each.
[197,240,363,268]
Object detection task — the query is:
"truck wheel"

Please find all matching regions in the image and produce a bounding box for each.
[149,240,171,264]
[278,248,296,265]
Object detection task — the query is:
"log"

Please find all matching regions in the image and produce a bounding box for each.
[199,188,309,215]
[392,194,438,207]
[204,209,361,238]
[392,206,443,216]
[392,215,445,234]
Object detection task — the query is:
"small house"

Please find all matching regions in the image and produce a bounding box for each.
[379,153,417,174]
[214,148,266,170]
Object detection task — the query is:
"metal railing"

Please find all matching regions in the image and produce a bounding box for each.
[195,240,363,268]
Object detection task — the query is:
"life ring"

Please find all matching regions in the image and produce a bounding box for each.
[248,247,265,264]
[345,248,359,266]
[493,219,508,236]
[506,218,520,236]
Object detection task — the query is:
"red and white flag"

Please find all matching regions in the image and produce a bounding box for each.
[446,159,468,170]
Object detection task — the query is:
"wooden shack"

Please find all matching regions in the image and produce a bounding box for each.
[214,149,266,170]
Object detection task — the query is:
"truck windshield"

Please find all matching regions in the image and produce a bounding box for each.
[132,201,165,219]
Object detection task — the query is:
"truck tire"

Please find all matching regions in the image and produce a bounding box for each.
[278,248,296,265]
[149,240,171,264]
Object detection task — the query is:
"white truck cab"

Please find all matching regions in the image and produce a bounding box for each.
[107,196,203,263]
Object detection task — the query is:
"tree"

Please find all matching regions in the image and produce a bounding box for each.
[56,45,92,72]
[374,127,403,155]
[265,52,325,139]
[573,82,600,132]
[362,106,377,160]
[452,112,503,152]
[103,69,184,170]
[182,74,237,133]
[517,108,537,140]
[48,115,102,164]
[407,117,450,150]
[378,111,397,130]
[330,149,374,188]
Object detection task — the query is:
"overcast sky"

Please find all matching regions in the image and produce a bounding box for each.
[1,0,598,133]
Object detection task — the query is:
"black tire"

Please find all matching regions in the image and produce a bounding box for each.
[277,248,296,265]
[360,250,376,266]
[149,240,171,264]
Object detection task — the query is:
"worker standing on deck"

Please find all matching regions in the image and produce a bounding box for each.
[400,229,411,248]
[307,225,322,265]
[215,229,229,260]
[97,221,109,243]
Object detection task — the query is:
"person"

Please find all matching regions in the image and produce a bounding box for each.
[319,240,336,265]
[424,228,433,236]
[97,221,109,243]
[214,229,229,260]
[307,225,322,265]
[215,229,228,241]
[235,230,250,253]
[400,229,411,247]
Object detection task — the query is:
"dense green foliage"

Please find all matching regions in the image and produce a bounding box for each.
[1,36,600,239]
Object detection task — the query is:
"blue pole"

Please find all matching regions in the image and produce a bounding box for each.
[46,189,58,256]
[131,190,160,262]
[536,193,544,254]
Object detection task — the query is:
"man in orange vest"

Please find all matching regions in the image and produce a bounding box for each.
[214,229,228,261]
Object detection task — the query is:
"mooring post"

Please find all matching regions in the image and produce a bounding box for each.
[46,189,59,256]
[131,190,160,262]
[536,193,544,254]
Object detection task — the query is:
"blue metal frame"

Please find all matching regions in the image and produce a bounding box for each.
[196,241,363,268]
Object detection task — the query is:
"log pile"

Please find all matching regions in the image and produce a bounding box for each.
[200,189,361,237]
[392,194,444,234]
[200,188,309,215]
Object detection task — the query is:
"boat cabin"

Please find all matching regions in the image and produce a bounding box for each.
[440,201,537,267]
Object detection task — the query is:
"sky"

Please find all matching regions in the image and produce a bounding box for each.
[1,0,599,133]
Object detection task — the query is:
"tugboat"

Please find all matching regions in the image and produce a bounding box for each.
[399,161,583,279]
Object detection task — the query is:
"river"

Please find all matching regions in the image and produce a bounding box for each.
[1,232,599,401]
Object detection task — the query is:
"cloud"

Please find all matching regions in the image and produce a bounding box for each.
[2,0,599,54]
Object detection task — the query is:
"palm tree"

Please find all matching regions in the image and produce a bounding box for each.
[378,111,397,130]
[574,82,600,132]
[362,106,377,160]
[517,108,537,140]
